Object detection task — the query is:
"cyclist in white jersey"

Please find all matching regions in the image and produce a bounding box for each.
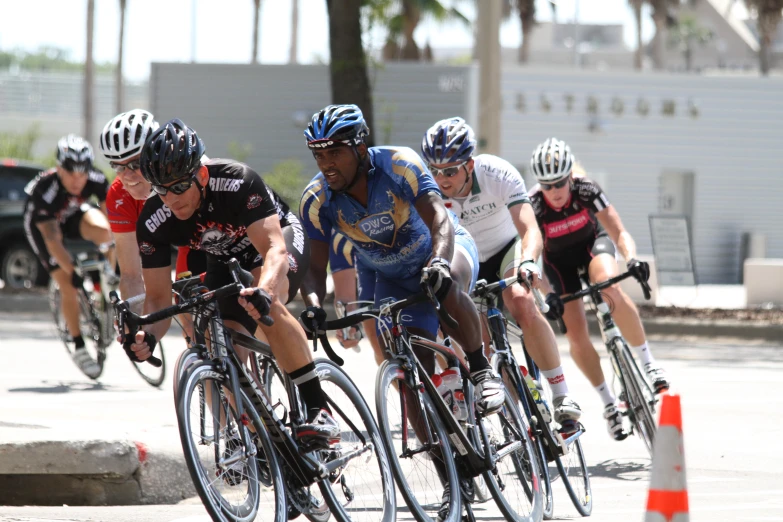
[421,117,581,425]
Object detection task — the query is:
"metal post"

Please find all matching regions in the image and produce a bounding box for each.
[476,0,502,155]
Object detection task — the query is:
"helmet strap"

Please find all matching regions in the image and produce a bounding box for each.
[454,163,473,198]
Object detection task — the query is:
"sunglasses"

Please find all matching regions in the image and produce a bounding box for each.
[541,178,570,191]
[429,161,467,178]
[110,160,141,174]
[152,173,198,196]
[60,159,90,173]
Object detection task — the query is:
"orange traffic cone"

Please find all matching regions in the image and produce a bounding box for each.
[644,392,689,522]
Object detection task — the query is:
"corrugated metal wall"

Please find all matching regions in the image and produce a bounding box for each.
[149,63,474,176]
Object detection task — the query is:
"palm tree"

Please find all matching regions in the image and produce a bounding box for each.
[668,13,712,70]
[369,0,469,62]
[502,0,557,64]
[85,0,95,140]
[116,0,127,113]
[629,0,644,69]
[289,0,299,64]
[744,0,783,74]
[252,0,261,64]
[648,0,679,69]
[326,0,375,146]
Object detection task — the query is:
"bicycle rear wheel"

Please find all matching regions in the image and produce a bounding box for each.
[552,434,591,517]
[315,359,396,522]
[501,365,553,519]
[375,359,461,522]
[481,388,543,522]
[48,279,105,380]
[617,340,657,456]
[176,360,285,522]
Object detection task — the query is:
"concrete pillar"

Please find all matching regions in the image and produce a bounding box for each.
[476,0,502,155]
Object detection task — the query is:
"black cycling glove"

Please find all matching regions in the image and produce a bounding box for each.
[123,331,157,363]
[423,258,453,302]
[244,288,272,318]
[544,292,565,321]
[626,258,651,283]
[300,306,327,336]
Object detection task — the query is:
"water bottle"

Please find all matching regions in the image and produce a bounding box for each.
[520,366,551,424]
[432,368,468,422]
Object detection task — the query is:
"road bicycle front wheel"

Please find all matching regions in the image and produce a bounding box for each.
[376,359,461,522]
[617,339,657,456]
[315,359,396,522]
[49,279,105,380]
[481,388,544,522]
[176,361,285,522]
[131,339,167,387]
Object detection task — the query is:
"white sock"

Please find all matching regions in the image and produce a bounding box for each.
[594,382,616,407]
[541,366,569,399]
[631,341,655,367]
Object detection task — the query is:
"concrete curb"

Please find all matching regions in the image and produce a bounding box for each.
[0,431,195,506]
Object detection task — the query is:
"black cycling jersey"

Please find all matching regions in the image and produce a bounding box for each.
[23,168,109,225]
[528,176,610,256]
[136,158,290,269]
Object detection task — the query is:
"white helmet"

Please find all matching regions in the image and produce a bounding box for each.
[530,137,574,183]
[99,109,160,161]
[56,134,94,170]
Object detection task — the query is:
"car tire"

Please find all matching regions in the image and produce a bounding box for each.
[1,242,48,289]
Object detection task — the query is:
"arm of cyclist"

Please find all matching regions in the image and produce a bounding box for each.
[126,265,172,362]
[114,231,145,314]
[415,192,454,298]
[37,219,77,283]
[298,238,330,334]
[331,267,362,349]
[510,202,545,288]
[237,216,288,321]
[596,206,650,282]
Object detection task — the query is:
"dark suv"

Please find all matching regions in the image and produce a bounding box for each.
[0,159,49,289]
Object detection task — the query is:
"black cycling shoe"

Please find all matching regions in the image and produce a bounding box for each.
[295,409,341,449]
[437,478,475,521]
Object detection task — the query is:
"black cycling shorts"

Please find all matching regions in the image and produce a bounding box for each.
[204,219,310,334]
[543,235,616,295]
[23,206,88,273]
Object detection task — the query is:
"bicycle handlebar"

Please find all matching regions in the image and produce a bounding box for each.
[560,270,652,304]
[471,272,550,315]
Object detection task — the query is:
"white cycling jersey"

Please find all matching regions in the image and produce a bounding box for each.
[442,154,530,262]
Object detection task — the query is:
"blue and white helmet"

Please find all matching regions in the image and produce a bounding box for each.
[421,117,476,165]
[56,134,94,171]
[304,104,370,149]
[530,137,574,183]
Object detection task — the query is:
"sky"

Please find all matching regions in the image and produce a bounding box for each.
[0,0,748,82]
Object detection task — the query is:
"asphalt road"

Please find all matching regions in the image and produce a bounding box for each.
[1,311,782,522]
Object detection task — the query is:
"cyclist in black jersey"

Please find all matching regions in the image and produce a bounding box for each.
[128,119,337,446]
[528,137,670,441]
[23,134,112,376]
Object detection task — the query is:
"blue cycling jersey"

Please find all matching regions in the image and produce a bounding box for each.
[300,146,442,280]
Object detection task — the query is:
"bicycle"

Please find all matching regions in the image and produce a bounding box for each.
[48,241,165,384]
[112,258,396,522]
[560,269,658,456]
[471,274,592,518]
[319,273,543,522]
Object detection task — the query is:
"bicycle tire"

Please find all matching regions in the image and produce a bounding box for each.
[501,365,554,520]
[617,340,657,456]
[176,360,286,522]
[173,346,206,401]
[48,279,106,380]
[551,434,591,517]
[481,388,544,522]
[131,339,167,387]
[314,359,396,522]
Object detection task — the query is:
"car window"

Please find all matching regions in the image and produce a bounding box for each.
[0,166,43,201]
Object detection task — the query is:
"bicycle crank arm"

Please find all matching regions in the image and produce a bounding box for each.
[322,443,375,474]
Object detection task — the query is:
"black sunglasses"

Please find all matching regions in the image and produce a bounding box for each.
[110,160,141,173]
[152,173,198,196]
[60,159,90,172]
[429,161,467,178]
[541,178,569,191]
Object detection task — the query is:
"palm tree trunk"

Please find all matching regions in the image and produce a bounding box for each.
[116,0,126,114]
[85,0,95,140]
[519,13,533,63]
[651,7,667,70]
[252,0,261,64]
[401,0,422,61]
[632,0,643,69]
[289,0,298,64]
[326,0,375,146]
[757,9,782,76]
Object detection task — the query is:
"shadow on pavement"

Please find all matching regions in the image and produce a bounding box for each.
[6,380,131,394]
[588,458,651,481]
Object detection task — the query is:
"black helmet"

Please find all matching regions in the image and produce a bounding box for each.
[140,118,205,186]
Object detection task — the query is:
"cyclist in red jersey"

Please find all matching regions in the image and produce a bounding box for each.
[528,138,670,441]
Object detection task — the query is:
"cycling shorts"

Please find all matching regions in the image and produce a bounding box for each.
[543,235,616,295]
[24,204,90,273]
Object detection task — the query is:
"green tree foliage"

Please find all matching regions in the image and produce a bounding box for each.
[262,159,310,208]
[0,124,58,168]
[0,46,114,74]
[668,13,713,70]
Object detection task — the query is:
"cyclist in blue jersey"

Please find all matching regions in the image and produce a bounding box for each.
[299,104,504,416]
